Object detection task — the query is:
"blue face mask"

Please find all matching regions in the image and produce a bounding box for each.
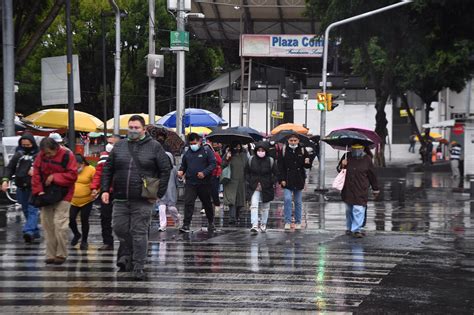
[190,144,200,152]
[351,148,365,158]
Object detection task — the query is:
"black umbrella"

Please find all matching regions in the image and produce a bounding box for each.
[322,130,373,150]
[270,130,310,145]
[207,128,255,144]
[227,126,263,141]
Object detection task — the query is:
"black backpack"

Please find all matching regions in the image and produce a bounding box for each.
[14,153,36,188]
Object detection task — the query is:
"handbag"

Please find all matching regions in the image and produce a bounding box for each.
[332,169,346,191]
[220,166,231,185]
[128,143,160,199]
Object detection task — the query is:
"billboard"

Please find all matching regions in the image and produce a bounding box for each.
[240,34,323,58]
[41,55,81,106]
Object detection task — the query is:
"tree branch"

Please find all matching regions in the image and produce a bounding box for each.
[16,1,42,47]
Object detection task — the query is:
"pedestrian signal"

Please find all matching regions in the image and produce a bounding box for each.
[317,92,326,111]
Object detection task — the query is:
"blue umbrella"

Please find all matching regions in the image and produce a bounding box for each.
[157,108,227,128]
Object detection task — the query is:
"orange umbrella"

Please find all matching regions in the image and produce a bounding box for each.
[271,123,309,135]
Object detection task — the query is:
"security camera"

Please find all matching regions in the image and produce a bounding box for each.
[185,13,205,19]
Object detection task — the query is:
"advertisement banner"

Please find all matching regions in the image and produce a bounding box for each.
[240,34,323,58]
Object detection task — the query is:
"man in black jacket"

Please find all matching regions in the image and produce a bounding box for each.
[101,115,170,280]
[277,133,312,231]
[1,133,40,243]
[177,133,216,233]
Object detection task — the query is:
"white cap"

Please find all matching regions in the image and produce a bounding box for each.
[49,132,63,143]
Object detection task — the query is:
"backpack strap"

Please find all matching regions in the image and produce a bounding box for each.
[248,155,274,168]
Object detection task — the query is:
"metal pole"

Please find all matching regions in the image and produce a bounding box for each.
[266,82,269,135]
[109,0,121,136]
[66,0,75,152]
[101,13,108,149]
[317,0,413,190]
[228,71,232,127]
[2,0,15,137]
[246,58,252,127]
[176,0,185,139]
[304,99,308,127]
[148,0,156,125]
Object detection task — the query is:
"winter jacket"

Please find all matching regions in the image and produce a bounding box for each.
[246,146,278,203]
[31,146,78,202]
[222,150,248,207]
[179,145,216,185]
[2,133,39,188]
[90,151,108,190]
[71,165,96,207]
[101,135,171,200]
[337,153,379,206]
[208,146,223,177]
[277,144,311,190]
[159,152,178,206]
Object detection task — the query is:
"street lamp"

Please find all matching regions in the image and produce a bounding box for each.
[317,0,413,191]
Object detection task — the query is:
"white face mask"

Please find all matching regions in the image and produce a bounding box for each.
[256,151,266,158]
[289,144,298,150]
[106,143,114,153]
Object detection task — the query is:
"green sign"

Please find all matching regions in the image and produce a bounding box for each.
[170,31,189,51]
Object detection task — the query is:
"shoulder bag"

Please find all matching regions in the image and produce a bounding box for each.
[128,142,160,199]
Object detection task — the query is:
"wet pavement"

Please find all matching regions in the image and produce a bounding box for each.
[0,167,473,313]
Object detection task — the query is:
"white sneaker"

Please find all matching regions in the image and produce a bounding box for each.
[295,224,302,230]
[158,226,167,232]
[174,214,181,228]
[260,224,267,233]
[284,223,291,231]
[250,225,259,234]
[200,209,206,214]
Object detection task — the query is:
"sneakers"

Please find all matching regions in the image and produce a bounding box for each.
[208,223,216,232]
[179,225,190,233]
[117,258,132,272]
[23,233,33,244]
[284,223,291,231]
[295,224,302,230]
[98,244,114,251]
[250,225,259,234]
[71,233,81,246]
[345,230,352,236]
[133,268,146,281]
[53,256,66,265]
[353,232,364,238]
[158,226,167,232]
[45,258,55,264]
[260,224,267,233]
[80,242,88,250]
[200,209,206,214]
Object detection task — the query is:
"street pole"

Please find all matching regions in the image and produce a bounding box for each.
[266,82,269,135]
[228,71,232,127]
[176,0,185,139]
[65,0,75,152]
[101,13,108,149]
[304,98,308,127]
[317,0,413,191]
[109,0,121,136]
[2,0,15,137]
[148,0,156,125]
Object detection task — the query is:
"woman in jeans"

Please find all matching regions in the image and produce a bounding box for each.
[69,154,96,249]
[246,142,278,233]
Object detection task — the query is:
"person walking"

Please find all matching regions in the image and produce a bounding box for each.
[91,135,120,250]
[101,115,171,280]
[177,133,216,233]
[69,154,96,250]
[156,151,181,231]
[450,141,462,178]
[2,133,41,243]
[246,142,278,234]
[277,133,312,231]
[337,144,380,238]
[222,143,248,225]
[31,138,77,265]
[408,134,416,153]
[206,140,223,217]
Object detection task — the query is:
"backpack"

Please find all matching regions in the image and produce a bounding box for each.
[248,155,274,169]
[14,153,36,188]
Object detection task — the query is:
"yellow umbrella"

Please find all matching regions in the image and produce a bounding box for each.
[25,109,102,132]
[98,113,162,131]
[271,123,309,135]
[185,127,211,135]
[415,132,442,141]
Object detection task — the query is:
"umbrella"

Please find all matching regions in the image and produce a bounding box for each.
[322,130,374,150]
[206,128,255,145]
[98,113,162,132]
[226,126,263,141]
[25,109,102,132]
[145,125,184,155]
[157,108,227,128]
[415,132,442,141]
[271,123,309,135]
[333,126,382,146]
[271,130,310,145]
[185,126,212,135]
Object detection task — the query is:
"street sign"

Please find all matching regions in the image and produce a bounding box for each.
[399,109,414,117]
[170,31,189,51]
[271,111,284,119]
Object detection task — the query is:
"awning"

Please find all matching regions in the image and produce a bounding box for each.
[192,69,242,95]
[422,119,456,129]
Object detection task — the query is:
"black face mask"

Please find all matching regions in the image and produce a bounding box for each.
[22,147,33,153]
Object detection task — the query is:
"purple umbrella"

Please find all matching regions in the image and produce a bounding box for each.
[333,126,382,147]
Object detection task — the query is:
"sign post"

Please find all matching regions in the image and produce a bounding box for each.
[170,31,189,52]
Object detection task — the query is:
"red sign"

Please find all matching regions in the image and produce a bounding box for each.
[453,123,464,135]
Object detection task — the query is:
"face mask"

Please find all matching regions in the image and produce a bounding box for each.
[190,144,200,152]
[128,130,141,140]
[352,148,365,158]
[256,151,266,158]
[22,147,33,153]
[289,144,298,150]
[105,143,114,153]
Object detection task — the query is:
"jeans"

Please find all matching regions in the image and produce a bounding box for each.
[250,190,270,226]
[284,188,302,224]
[183,183,214,226]
[113,200,154,270]
[69,202,93,243]
[345,203,366,233]
[16,187,40,237]
[210,176,221,207]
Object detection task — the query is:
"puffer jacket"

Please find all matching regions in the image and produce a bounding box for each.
[277,144,311,190]
[246,143,278,203]
[2,133,39,188]
[101,135,171,200]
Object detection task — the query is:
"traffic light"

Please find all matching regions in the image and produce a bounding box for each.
[317,92,326,110]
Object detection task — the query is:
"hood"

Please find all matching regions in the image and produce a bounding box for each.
[18,133,39,153]
[254,141,269,154]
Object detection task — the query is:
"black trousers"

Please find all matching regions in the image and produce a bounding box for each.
[100,200,114,245]
[183,183,214,226]
[69,202,93,242]
[210,176,220,207]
